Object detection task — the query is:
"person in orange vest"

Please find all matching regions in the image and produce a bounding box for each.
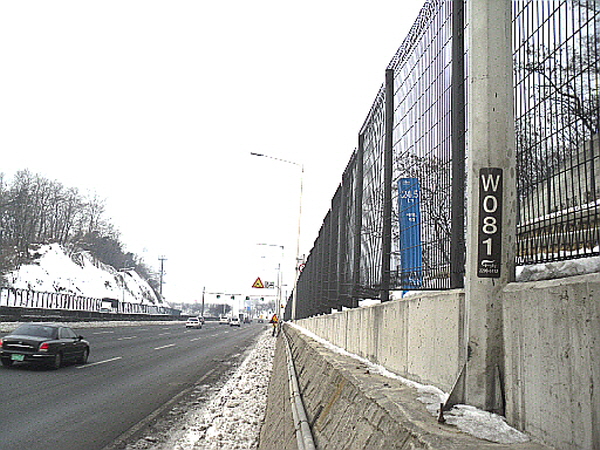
[269,313,279,336]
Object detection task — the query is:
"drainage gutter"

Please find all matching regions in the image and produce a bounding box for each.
[282,327,317,450]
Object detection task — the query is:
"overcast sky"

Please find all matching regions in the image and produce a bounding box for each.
[1,0,425,305]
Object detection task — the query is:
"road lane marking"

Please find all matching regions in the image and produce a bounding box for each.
[117,336,137,341]
[92,331,115,335]
[190,337,202,342]
[154,343,176,350]
[77,356,122,369]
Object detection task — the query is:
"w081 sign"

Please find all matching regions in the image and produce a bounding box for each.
[477,168,503,278]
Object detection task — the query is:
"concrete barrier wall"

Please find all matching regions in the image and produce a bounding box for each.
[297,290,465,392]
[503,273,600,450]
[293,273,600,450]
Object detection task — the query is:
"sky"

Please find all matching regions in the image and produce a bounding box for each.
[0,0,426,304]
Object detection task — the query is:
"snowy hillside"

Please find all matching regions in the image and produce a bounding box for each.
[1,243,167,307]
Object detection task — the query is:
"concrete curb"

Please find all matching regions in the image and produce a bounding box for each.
[259,333,297,450]
[282,329,317,450]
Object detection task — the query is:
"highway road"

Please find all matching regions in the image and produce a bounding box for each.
[0,321,267,450]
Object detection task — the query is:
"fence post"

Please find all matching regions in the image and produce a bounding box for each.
[352,138,364,308]
[462,0,517,414]
[450,0,466,289]
[381,68,394,302]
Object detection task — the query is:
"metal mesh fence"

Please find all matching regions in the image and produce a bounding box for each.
[289,0,600,320]
[292,0,458,319]
[294,153,362,317]
[513,0,600,263]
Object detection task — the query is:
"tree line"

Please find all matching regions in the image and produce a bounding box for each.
[0,169,160,296]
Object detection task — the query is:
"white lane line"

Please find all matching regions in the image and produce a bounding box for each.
[92,331,115,335]
[154,343,176,350]
[190,337,202,342]
[117,336,137,341]
[77,356,122,369]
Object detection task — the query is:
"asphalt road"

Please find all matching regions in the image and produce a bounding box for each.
[0,321,267,450]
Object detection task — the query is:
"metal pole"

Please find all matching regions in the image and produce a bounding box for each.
[381,68,394,302]
[353,138,364,308]
[291,164,304,320]
[250,152,303,320]
[451,0,466,289]
[158,255,167,298]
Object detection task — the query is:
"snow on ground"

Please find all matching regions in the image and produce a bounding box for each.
[148,329,276,450]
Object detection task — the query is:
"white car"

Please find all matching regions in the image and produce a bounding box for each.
[219,316,230,325]
[229,317,241,327]
[185,317,202,329]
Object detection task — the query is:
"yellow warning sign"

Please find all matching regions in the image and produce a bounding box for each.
[252,277,264,288]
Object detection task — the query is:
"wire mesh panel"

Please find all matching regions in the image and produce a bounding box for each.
[388,0,455,290]
[359,89,387,297]
[514,0,600,263]
[338,153,360,307]
[294,153,362,317]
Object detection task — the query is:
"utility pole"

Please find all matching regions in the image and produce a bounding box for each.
[462,0,516,414]
[158,255,167,298]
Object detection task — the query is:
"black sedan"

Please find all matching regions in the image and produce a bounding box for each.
[0,323,90,369]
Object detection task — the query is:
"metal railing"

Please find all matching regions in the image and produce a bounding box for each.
[0,287,180,317]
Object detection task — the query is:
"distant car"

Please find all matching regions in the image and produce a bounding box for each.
[229,317,241,327]
[185,317,202,329]
[0,323,90,369]
[219,316,230,325]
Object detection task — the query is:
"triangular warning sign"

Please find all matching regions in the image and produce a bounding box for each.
[252,277,265,288]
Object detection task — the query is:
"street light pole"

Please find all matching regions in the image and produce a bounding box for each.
[158,255,167,298]
[251,152,304,321]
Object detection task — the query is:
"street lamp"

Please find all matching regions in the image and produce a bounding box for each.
[251,152,304,320]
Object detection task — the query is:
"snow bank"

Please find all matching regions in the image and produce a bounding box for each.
[159,330,275,450]
[516,255,600,282]
[2,243,165,306]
